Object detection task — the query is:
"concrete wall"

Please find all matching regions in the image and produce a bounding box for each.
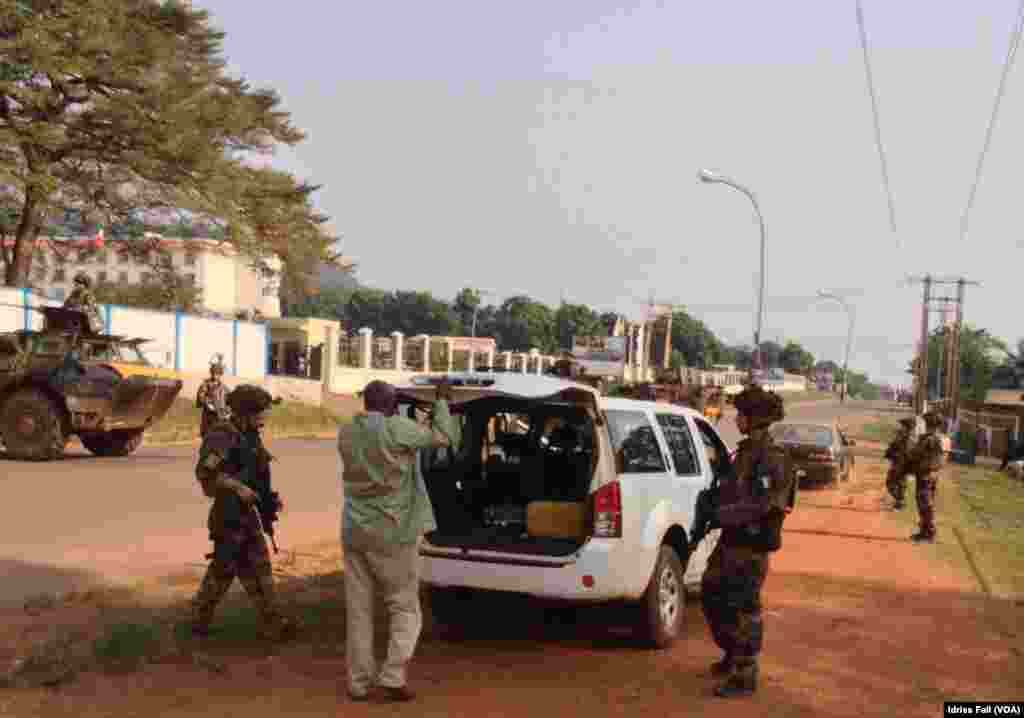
[178,315,235,375]
[177,372,323,406]
[108,305,177,368]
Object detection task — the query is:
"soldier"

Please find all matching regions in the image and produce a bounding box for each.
[64,273,103,334]
[189,384,295,640]
[905,410,945,543]
[884,417,916,510]
[196,355,229,438]
[701,384,791,698]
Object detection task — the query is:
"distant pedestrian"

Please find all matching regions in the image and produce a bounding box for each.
[337,379,460,703]
[906,410,945,543]
[196,355,229,438]
[884,417,916,510]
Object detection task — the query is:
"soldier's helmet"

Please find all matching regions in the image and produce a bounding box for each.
[922,410,943,430]
[898,417,916,430]
[226,384,277,418]
[733,384,785,428]
[73,273,91,289]
[209,353,225,376]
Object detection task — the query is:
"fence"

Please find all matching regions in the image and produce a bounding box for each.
[0,287,269,379]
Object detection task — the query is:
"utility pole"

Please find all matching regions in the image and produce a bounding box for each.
[907,275,980,418]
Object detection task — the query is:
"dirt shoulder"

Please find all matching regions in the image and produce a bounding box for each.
[2,454,1019,717]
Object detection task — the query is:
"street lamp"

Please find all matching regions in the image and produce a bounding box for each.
[698,169,767,382]
[470,290,496,338]
[816,290,856,403]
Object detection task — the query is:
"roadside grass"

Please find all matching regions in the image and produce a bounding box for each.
[142,398,347,445]
[857,420,900,444]
[889,465,1024,600]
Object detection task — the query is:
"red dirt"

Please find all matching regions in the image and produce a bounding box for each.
[3,457,1021,718]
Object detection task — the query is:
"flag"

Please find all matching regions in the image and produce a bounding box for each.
[92,224,105,249]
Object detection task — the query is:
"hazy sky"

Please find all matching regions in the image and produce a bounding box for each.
[197,0,1020,385]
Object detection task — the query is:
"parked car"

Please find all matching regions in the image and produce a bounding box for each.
[770,420,855,487]
[394,372,734,648]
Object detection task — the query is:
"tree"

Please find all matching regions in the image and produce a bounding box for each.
[756,340,783,369]
[0,0,319,288]
[493,295,556,352]
[779,341,816,375]
[554,302,603,351]
[669,311,725,368]
[285,286,352,321]
[924,324,1007,403]
[452,287,482,335]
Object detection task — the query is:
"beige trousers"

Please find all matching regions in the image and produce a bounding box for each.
[343,536,422,693]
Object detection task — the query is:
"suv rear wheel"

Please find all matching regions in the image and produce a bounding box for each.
[1,388,67,461]
[80,429,145,457]
[637,544,686,648]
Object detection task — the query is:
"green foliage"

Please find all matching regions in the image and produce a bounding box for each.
[779,341,815,375]
[0,0,332,290]
[924,324,1007,402]
[93,279,202,313]
[668,310,728,368]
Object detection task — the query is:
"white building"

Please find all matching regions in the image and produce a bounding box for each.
[22,235,283,318]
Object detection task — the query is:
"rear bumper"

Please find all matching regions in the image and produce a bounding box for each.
[421,538,643,602]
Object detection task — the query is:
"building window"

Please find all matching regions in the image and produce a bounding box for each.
[185,273,196,285]
[97,271,108,283]
[117,250,130,264]
[159,253,172,268]
[54,252,67,265]
[118,271,129,283]
[34,267,46,282]
[262,286,276,297]
[97,250,109,264]
[185,252,197,266]
[52,288,66,301]
[54,268,66,282]
[141,272,152,284]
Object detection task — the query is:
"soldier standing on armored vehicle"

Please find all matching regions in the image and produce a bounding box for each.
[189,384,295,640]
[196,354,229,438]
[700,384,792,698]
[63,273,103,334]
[884,417,916,510]
[905,410,946,543]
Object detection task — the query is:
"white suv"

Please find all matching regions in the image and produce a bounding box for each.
[395,372,732,647]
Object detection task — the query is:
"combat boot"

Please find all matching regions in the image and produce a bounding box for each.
[714,663,758,698]
[710,653,734,677]
[910,531,935,543]
[244,574,298,641]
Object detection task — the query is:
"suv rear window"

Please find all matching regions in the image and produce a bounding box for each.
[606,409,666,474]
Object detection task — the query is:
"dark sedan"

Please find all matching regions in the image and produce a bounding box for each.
[770,421,855,487]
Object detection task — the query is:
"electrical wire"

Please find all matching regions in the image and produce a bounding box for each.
[855,0,899,241]
[960,0,1024,241]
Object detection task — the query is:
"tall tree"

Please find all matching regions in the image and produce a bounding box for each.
[494,295,556,352]
[669,310,725,368]
[924,324,1007,403]
[0,0,314,286]
[554,302,603,351]
[778,341,816,375]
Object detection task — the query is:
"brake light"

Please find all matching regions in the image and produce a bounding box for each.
[809,449,834,462]
[593,481,622,538]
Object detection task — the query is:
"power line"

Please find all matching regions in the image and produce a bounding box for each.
[959,0,1024,241]
[855,0,899,240]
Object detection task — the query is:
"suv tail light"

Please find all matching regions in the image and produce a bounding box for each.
[809,448,834,462]
[593,481,622,538]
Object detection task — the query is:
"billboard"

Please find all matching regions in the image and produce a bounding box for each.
[572,335,627,376]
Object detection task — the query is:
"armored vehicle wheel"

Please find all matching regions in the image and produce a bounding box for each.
[1,389,67,461]
[80,429,145,457]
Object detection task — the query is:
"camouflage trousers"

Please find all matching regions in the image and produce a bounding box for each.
[701,543,770,683]
[885,467,908,505]
[915,475,938,536]
[191,528,288,636]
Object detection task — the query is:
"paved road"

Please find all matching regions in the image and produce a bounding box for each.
[0,399,897,607]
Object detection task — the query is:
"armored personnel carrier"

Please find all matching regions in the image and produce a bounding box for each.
[0,306,183,460]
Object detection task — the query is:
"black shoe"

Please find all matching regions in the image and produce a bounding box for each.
[714,677,756,698]
[349,691,370,702]
[378,686,416,703]
[710,656,734,677]
[911,532,935,543]
[893,502,904,510]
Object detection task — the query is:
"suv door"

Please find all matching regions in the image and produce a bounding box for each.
[655,411,710,584]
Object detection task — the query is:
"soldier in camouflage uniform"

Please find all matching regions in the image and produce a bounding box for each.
[63,273,103,334]
[189,384,295,639]
[196,355,229,438]
[906,410,945,543]
[884,417,916,510]
[701,384,792,698]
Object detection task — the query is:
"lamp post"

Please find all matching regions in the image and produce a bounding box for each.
[816,290,856,403]
[698,169,766,383]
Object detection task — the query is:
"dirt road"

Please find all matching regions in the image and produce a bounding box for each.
[0,398,856,607]
[4,439,1019,717]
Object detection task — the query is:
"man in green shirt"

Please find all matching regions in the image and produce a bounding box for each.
[338,379,459,703]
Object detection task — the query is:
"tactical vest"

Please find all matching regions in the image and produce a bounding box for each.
[720,444,787,553]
